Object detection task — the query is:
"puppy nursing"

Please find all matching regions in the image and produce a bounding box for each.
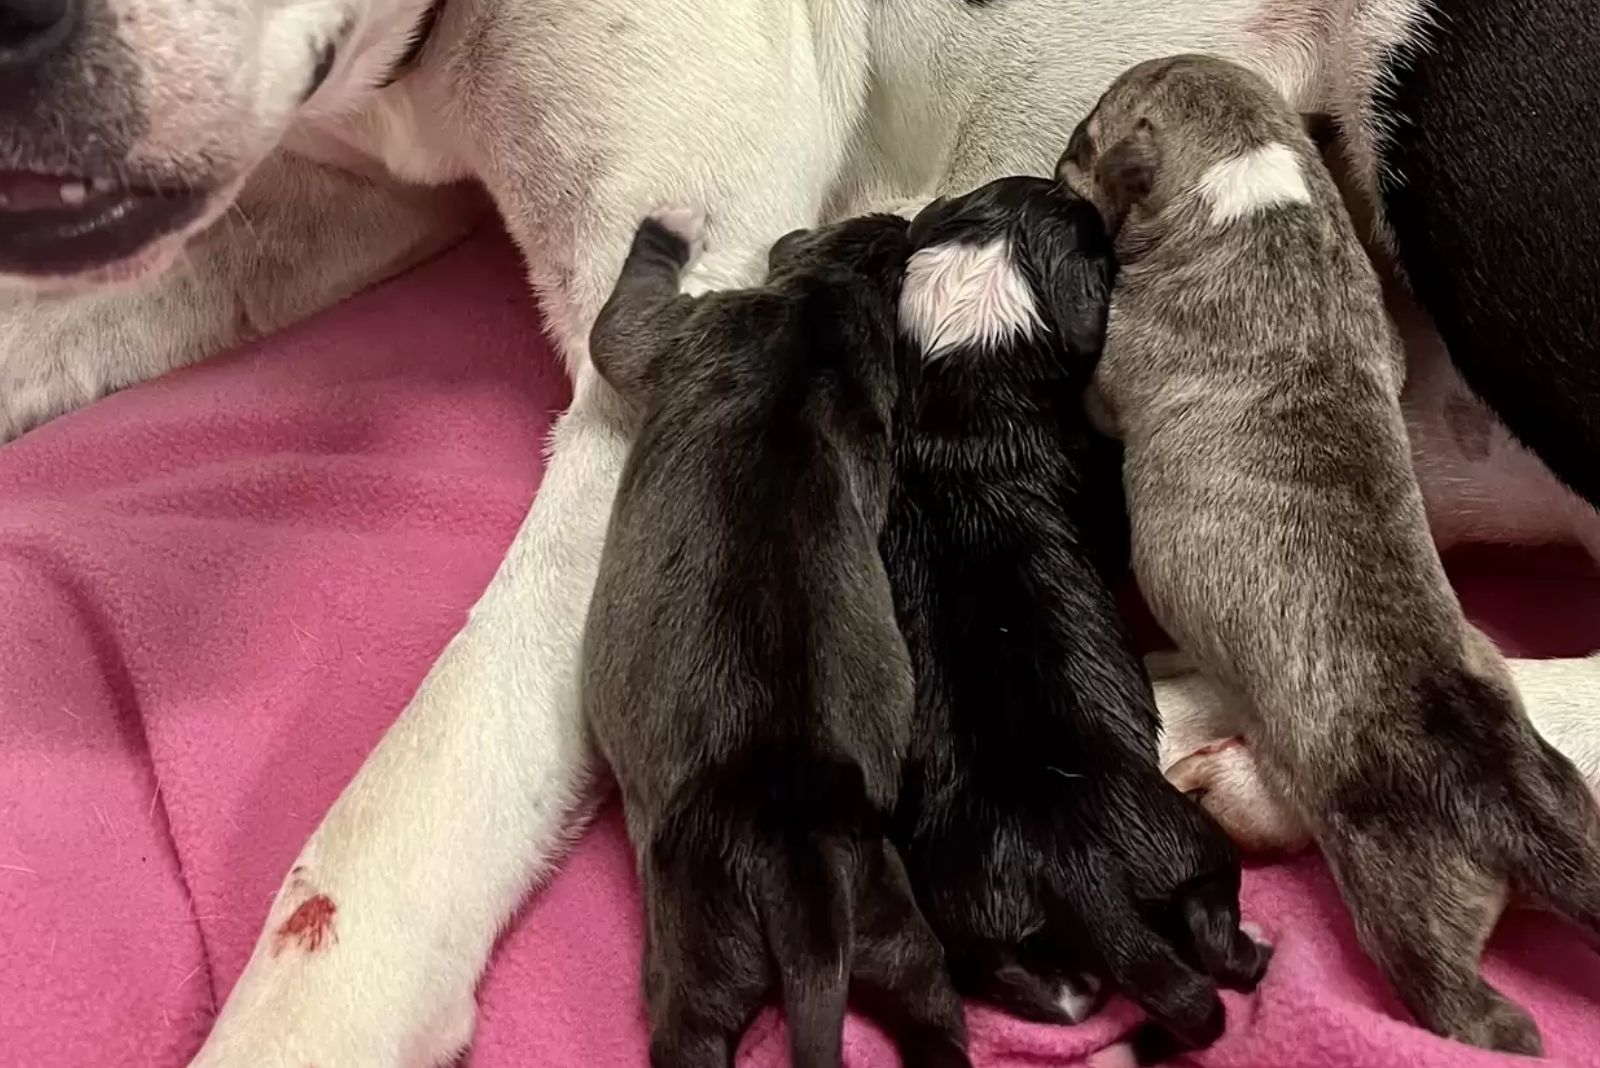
[886,178,1266,1063]
[1062,55,1600,1054]
[582,209,970,1068]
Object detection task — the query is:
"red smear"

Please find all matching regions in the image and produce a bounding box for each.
[272,894,337,957]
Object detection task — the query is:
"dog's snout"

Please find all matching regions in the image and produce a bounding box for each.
[0,0,77,70]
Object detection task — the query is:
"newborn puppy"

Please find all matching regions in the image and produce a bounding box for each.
[885,177,1267,1066]
[1061,54,1600,1055]
[583,208,970,1068]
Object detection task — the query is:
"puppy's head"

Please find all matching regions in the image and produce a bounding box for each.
[766,213,911,294]
[0,0,436,289]
[1057,54,1306,242]
[900,176,1113,369]
[762,214,911,504]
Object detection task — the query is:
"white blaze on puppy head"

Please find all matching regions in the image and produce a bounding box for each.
[899,239,1043,359]
[1194,141,1312,226]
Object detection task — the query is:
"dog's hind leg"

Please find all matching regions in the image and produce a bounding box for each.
[849,841,972,1067]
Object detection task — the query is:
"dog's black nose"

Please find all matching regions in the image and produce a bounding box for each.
[0,0,78,69]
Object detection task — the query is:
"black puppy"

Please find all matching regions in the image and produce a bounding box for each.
[884,178,1269,1065]
[582,207,971,1068]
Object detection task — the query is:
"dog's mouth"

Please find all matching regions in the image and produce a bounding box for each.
[0,170,209,278]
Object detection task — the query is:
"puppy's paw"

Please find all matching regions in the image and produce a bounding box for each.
[1055,973,1104,1024]
[1166,738,1310,854]
[647,205,707,260]
[1240,921,1272,952]
[1465,996,1543,1057]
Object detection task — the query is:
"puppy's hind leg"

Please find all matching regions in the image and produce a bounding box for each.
[1504,750,1600,950]
[640,837,769,1068]
[589,207,707,402]
[1320,830,1541,1055]
[849,841,973,1067]
[1458,630,1600,943]
[946,938,1104,1026]
[1173,869,1272,994]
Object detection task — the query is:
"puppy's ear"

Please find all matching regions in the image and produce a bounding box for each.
[1096,119,1161,232]
[1016,203,1116,368]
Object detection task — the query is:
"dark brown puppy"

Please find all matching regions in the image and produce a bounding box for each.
[583,207,970,1068]
[886,177,1268,1067]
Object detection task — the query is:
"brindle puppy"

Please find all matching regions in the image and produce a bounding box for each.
[1060,54,1600,1056]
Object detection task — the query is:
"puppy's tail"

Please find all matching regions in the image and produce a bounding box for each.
[755,757,971,1068]
[760,834,854,1068]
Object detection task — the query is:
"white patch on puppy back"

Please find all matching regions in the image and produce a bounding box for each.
[1195,142,1312,226]
[900,239,1042,359]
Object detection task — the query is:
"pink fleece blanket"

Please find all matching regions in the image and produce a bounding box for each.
[2,230,1597,1068]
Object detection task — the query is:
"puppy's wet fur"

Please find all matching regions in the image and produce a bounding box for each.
[582,209,971,1068]
[1061,54,1600,1055]
[884,177,1268,1064]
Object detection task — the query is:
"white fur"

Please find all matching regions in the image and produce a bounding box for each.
[1195,142,1313,225]
[0,0,1591,1065]
[900,240,1042,358]
[1055,974,1102,1023]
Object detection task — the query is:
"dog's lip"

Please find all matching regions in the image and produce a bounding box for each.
[0,170,208,277]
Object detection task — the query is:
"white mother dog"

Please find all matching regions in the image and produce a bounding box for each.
[1,0,1598,1064]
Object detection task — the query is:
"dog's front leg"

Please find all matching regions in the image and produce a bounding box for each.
[0,152,481,442]
[186,6,867,1065]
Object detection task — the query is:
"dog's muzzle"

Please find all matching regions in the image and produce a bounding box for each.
[0,0,209,277]
[0,171,208,277]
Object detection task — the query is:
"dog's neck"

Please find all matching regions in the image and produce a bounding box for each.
[283,0,475,186]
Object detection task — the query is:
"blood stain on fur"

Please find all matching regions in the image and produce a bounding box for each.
[273,894,338,957]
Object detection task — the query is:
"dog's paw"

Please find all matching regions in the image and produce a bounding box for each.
[1165,738,1311,854]
[648,205,708,260]
[0,295,117,442]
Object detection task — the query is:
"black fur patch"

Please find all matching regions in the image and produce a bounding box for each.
[1377,0,1600,504]
[887,179,1266,1061]
[584,213,972,1068]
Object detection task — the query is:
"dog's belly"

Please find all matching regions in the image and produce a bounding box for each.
[1396,291,1600,562]
[832,0,1312,210]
